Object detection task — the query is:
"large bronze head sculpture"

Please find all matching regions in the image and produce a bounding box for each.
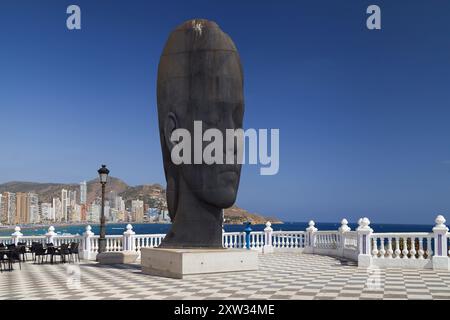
[157,19,244,248]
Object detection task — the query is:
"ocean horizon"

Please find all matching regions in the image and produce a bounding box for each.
[0,221,436,237]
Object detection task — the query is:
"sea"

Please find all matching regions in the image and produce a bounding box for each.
[0,222,436,237]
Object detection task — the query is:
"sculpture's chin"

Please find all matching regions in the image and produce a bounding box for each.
[201,187,238,209]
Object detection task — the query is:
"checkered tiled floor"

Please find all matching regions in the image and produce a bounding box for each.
[1,252,450,300]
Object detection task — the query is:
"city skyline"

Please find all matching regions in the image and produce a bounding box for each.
[0,180,170,226]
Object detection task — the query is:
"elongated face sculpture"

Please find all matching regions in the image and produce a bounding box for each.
[157,19,244,248]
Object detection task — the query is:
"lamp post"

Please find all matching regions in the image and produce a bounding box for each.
[97,164,109,254]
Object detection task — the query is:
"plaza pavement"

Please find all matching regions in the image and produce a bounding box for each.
[1,252,450,300]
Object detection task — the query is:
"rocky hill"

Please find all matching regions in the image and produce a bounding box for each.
[0,179,282,224]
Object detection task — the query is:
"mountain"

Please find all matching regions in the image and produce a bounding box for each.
[0,179,283,224]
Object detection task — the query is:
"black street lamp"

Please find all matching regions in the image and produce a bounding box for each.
[97,164,109,254]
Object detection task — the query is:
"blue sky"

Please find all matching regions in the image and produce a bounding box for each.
[1,0,450,224]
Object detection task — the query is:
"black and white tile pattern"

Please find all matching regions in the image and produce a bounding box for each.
[1,253,450,300]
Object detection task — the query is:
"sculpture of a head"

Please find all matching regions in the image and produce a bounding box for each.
[157,19,244,247]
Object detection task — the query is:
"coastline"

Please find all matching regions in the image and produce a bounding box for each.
[0,220,284,233]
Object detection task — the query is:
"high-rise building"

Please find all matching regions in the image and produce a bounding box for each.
[88,204,101,222]
[40,203,53,221]
[0,195,3,225]
[70,204,81,222]
[108,190,118,209]
[53,197,62,222]
[118,197,125,212]
[80,204,87,222]
[80,181,87,205]
[16,192,29,224]
[28,193,39,224]
[61,189,68,222]
[0,193,5,225]
[131,199,144,222]
[69,190,77,206]
[1,192,16,225]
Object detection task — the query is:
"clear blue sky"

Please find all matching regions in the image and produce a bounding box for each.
[1,0,450,224]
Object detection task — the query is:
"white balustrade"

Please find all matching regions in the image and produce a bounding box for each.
[134,234,166,253]
[0,237,14,245]
[45,226,56,244]
[105,235,123,252]
[272,231,305,249]
[91,236,99,253]
[16,236,47,246]
[263,221,274,254]
[223,232,245,249]
[0,217,449,270]
[11,226,23,245]
[315,231,339,249]
[343,231,358,250]
[371,233,431,260]
[432,215,449,270]
[81,225,94,260]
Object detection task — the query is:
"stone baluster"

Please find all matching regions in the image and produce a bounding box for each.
[45,226,56,244]
[427,236,433,258]
[394,237,401,258]
[222,228,225,248]
[263,221,274,254]
[386,237,393,258]
[11,226,23,245]
[432,215,449,270]
[223,235,228,248]
[418,238,424,259]
[371,237,379,258]
[378,237,386,258]
[304,220,318,254]
[409,237,417,259]
[338,218,351,257]
[81,225,94,260]
[357,217,373,267]
[123,224,136,252]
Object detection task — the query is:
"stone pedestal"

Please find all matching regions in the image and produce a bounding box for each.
[141,248,258,279]
[97,251,139,264]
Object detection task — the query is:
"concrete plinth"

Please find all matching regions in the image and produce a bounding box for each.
[141,248,258,279]
[97,251,139,264]
[432,256,450,270]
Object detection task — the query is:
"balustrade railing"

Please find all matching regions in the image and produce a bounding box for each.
[342,231,358,250]
[272,231,304,249]
[0,236,14,245]
[315,231,339,249]
[370,233,433,260]
[223,232,245,249]
[135,234,165,252]
[2,215,450,271]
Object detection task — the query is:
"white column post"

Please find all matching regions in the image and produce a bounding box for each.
[11,226,23,245]
[304,220,318,254]
[81,225,94,260]
[222,227,226,248]
[432,215,449,270]
[123,224,136,252]
[45,226,56,244]
[263,221,274,254]
[338,218,351,257]
[357,217,373,267]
